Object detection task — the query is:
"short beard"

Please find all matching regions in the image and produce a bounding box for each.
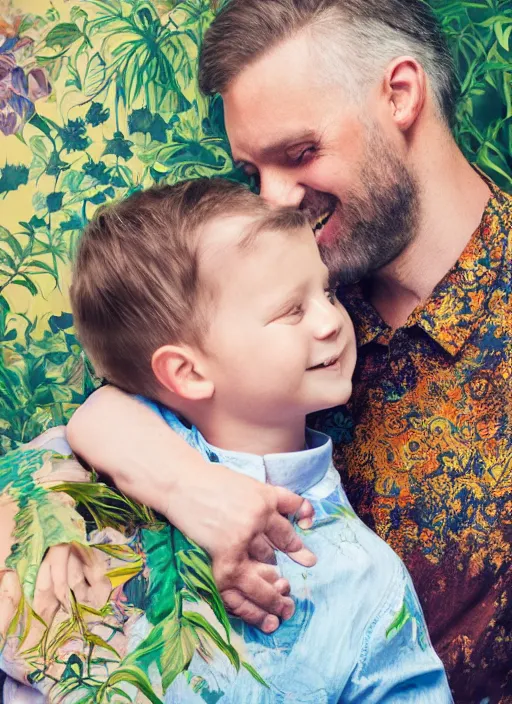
[318,127,419,285]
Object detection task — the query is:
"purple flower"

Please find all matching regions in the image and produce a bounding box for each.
[0,30,51,136]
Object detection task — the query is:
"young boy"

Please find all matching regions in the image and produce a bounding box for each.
[1,178,451,703]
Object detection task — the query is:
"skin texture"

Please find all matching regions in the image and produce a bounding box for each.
[67,28,491,631]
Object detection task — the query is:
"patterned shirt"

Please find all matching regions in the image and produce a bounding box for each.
[0,412,452,703]
[317,179,512,703]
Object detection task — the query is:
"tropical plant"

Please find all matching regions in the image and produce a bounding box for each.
[1,442,265,701]
[429,0,512,191]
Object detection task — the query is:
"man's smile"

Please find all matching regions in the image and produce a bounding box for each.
[313,208,335,239]
[302,191,339,245]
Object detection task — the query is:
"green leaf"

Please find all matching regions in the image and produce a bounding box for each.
[0,164,29,195]
[242,661,270,688]
[46,192,64,212]
[183,610,240,671]
[71,7,89,24]
[103,131,134,161]
[178,549,231,640]
[128,108,169,143]
[85,102,110,127]
[83,52,106,96]
[5,478,87,599]
[100,666,163,704]
[386,599,412,640]
[45,22,82,49]
[495,22,512,51]
[142,526,179,623]
[0,226,23,260]
[61,170,86,192]
[24,260,59,278]
[11,277,38,296]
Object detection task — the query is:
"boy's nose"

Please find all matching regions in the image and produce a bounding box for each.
[259,171,305,208]
[312,297,343,341]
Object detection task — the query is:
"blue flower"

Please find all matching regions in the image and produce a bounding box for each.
[0,33,51,136]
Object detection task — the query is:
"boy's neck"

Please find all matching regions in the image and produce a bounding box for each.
[186,406,307,456]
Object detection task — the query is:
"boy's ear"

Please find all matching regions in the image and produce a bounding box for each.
[152,345,214,401]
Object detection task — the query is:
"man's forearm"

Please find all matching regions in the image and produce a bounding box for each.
[66,385,316,631]
[66,386,209,521]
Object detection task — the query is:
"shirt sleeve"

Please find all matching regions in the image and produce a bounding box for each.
[340,560,453,704]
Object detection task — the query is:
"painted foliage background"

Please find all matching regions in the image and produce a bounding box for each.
[0,0,511,453]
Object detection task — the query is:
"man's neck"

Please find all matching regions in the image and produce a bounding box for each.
[370,135,491,330]
[188,406,307,456]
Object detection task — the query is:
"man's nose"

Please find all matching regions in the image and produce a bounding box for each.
[311,297,343,341]
[259,171,305,208]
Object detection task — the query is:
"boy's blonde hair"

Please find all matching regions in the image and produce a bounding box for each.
[71,177,307,396]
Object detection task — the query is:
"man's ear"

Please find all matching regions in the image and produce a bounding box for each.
[382,56,427,132]
[152,345,214,401]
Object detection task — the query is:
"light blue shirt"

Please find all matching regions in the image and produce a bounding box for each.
[144,401,453,704]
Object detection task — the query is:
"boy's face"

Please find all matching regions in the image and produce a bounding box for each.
[198,216,357,427]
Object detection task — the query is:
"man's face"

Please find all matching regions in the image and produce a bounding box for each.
[198,216,356,428]
[223,32,418,284]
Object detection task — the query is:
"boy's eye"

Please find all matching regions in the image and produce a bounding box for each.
[282,304,304,321]
[325,288,338,305]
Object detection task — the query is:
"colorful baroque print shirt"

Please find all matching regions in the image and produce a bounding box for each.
[0,417,451,703]
[318,180,512,703]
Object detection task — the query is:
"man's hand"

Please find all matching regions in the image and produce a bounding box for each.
[166,465,316,633]
[67,387,316,633]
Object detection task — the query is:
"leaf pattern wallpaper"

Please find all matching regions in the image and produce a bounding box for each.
[0,0,511,452]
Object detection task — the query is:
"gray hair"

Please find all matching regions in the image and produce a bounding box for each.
[199,0,457,124]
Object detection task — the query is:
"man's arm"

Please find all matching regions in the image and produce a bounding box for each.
[66,386,316,633]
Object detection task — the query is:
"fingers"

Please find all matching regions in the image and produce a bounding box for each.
[248,535,276,564]
[273,487,314,529]
[295,499,315,530]
[274,577,291,596]
[282,544,317,568]
[236,566,295,621]
[214,558,294,620]
[265,513,317,567]
[221,589,280,633]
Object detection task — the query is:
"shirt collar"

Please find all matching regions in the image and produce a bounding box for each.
[194,428,333,495]
[341,178,510,356]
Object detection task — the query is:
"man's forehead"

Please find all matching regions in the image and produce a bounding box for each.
[223,32,331,158]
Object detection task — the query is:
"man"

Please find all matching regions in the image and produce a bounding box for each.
[65,1,511,701]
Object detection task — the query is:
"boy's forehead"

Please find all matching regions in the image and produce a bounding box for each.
[199,215,322,297]
[199,213,259,255]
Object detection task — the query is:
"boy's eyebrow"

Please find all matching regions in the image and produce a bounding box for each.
[265,284,305,320]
